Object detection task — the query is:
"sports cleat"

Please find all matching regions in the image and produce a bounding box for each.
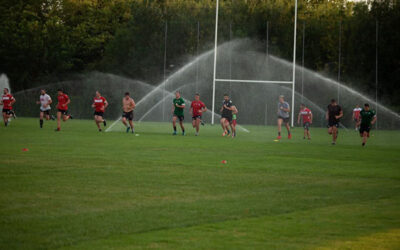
[51,115,55,120]
[182,131,185,136]
[172,131,177,135]
[277,135,282,140]
[288,134,292,139]
[222,130,228,137]
[131,128,135,134]
[55,128,60,132]
[195,132,198,136]
[99,129,102,132]
[362,142,365,147]
[69,114,73,119]
[103,119,107,127]
[200,120,205,126]
[332,141,336,145]
[126,127,130,133]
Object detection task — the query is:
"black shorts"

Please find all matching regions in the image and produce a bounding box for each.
[41,110,50,115]
[221,115,232,123]
[173,114,184,121]
[278,116,290,123]
[94,111,104,117]
[2,109,13,115]
[192,115,202,120]
[328,121,339,128]
[303,122,311,130]
[359,125,370,134]
[122,111,133,121]
[58,109,68,116]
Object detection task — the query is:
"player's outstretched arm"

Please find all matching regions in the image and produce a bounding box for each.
[310,112,313,124]
[336,110,343,119]
[131,99,135,109]
[104,101,109,109]
[10,97,16,106]
[371,115,377,125]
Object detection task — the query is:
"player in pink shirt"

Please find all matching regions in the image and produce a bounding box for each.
[352,104,362,131]
[297,104,313,140]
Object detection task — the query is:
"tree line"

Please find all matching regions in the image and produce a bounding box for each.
[0,0,399,110]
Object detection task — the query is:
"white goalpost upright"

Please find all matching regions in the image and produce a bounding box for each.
[211,0,298,127]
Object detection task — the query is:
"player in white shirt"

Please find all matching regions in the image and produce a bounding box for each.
[36,89,54,128]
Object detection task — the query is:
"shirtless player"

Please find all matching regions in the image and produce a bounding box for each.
[122,92,136,133]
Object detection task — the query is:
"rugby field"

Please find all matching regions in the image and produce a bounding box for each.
[0,118,399,249]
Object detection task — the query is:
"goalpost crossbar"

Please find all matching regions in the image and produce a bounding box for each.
[215,79,293,85]
[211,0,298,127]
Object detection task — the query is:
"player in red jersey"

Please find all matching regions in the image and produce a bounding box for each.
[352,104,362,131]
[92,91,108,132]
[55,89,72,131]
[1,88,16,126]
[297,104,313,140]
[190,93,207,136]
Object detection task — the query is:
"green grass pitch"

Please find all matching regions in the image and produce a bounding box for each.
[0,118,399,249]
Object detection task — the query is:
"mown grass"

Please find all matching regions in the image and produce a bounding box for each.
[0,118,399,249]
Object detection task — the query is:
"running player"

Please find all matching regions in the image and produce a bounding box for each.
[326,99,343,145]
[172,91,185,135]
[358,103,377,147]
[1,88,16,127]
[220,94,234,137]
[352,104,362,131]
[55,89,72,131]
[36,89,54,128]
[297,104,312,140]
[92,91,108,132]
[231,105,238,137]
[277,95,291,139]
[190,93,207,136]
[122,92,135,133]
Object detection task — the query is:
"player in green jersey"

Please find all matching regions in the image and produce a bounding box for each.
[172,91,185,135]
[357,103,377,147]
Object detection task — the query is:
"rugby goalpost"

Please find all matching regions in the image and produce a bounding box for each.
[211,0,298,127]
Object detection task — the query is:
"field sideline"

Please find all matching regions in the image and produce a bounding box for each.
[0,118,399,249]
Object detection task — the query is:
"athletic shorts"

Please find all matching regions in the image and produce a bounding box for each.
[41,109,51,115]
[94,111,104,117]
[2,109,12,115]
[173,114,184,122]
[221,115,232,123]
[123,111,134,121]
[303,122,310,130]
[359,125,370,134]
[328,121,339,128]
[232,119,237,126]
[192,115,202,120]
[278,116,290,123]
[58,109,68,115]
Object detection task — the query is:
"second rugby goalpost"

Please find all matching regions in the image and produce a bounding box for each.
[211,0,298,127]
